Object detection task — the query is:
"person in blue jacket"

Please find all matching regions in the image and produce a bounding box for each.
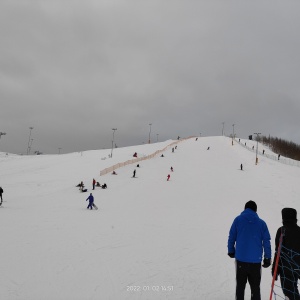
[227,200,272,300]
[86,193,94,210]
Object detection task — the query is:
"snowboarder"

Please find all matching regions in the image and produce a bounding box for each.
[207,147,210,150]
[101,183,107,189]
[240,164,243,171]
[112,171,117,175]
[170,167,174,172]
[86,193,94,210]
[278,154,281,160]
[133,152,137,157]
[0,186,3,206]
[167,174,170,181]
[92,178,96,190]
[133,169,136,178]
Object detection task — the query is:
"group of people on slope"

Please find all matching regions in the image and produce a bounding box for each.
[228,200,300,300]
[76,180,107,193]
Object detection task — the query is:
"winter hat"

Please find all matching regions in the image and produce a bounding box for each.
[282,208,297,221]
[245,200,257,212]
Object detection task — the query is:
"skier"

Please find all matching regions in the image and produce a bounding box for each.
[86,193,94,210]
[170,167,174,172]
[133,169,136,178]
[0,186,3,206]
[92,178,96,190]
[167,174,170,181]
[240,164,243,171]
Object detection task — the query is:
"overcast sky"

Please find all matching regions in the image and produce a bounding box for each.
[1,0,300,154]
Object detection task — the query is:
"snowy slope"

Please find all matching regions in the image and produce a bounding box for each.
[1,136,299,300]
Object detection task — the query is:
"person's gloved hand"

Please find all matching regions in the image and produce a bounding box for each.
[262,258,271,268]
[228,252,235,258]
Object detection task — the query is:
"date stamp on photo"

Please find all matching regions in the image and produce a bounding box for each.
[127,285,174,292]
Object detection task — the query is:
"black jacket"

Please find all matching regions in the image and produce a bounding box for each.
[274,222,300,267]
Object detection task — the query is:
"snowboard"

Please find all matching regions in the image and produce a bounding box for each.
[92,203,98,210]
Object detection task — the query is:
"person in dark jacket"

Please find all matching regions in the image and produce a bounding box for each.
[0,186,3,206]
[228,200,272,300]
[272,208,300,300]
[86,193,94,210]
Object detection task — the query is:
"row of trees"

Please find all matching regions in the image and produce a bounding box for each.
[255,135,300,161]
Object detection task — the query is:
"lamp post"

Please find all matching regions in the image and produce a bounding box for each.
[27,127,34,155]
[148,123,152,144]
[254,132,261,165]
[111,128,117,158]
[222,122,225,136]
[58,148,62,154]
[0,132,6,152]
[232,124,235,145]
[28,139,33,155]
[156,133,159,142]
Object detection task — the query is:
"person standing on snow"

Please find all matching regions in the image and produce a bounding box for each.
[167,174,170,181]
[86,193,94,210]
[0,186,3,206]
[227,200,271,300]
[272,208,300,300]
[92,178,96,190]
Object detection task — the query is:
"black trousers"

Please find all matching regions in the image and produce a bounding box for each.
[279,265,300,300]
[235,260,261,300]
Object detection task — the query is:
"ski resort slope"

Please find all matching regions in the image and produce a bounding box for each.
[0,136,299,300]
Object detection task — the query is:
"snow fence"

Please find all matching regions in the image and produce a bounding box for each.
[100,137,195,176]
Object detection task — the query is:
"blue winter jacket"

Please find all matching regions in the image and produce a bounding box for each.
[86,195,94,203]
[228,208,271,263]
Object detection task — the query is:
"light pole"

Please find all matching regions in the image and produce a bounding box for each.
[111,128,117,158]
[222,122,225,136]
[27,127,34,155]
[0,132,6,152]
[28,139,33,155]
[148,123,152,144]
[232,124,235,145]
[156,133,159,142]
[254,132,261,165]
[58,148,62,154]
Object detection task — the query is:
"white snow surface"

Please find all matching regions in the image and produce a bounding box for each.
[1,136,299,300]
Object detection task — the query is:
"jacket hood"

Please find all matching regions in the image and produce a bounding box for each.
[240,208,259,223]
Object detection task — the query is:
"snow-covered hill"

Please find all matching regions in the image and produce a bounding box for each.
[1,136,299,299]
